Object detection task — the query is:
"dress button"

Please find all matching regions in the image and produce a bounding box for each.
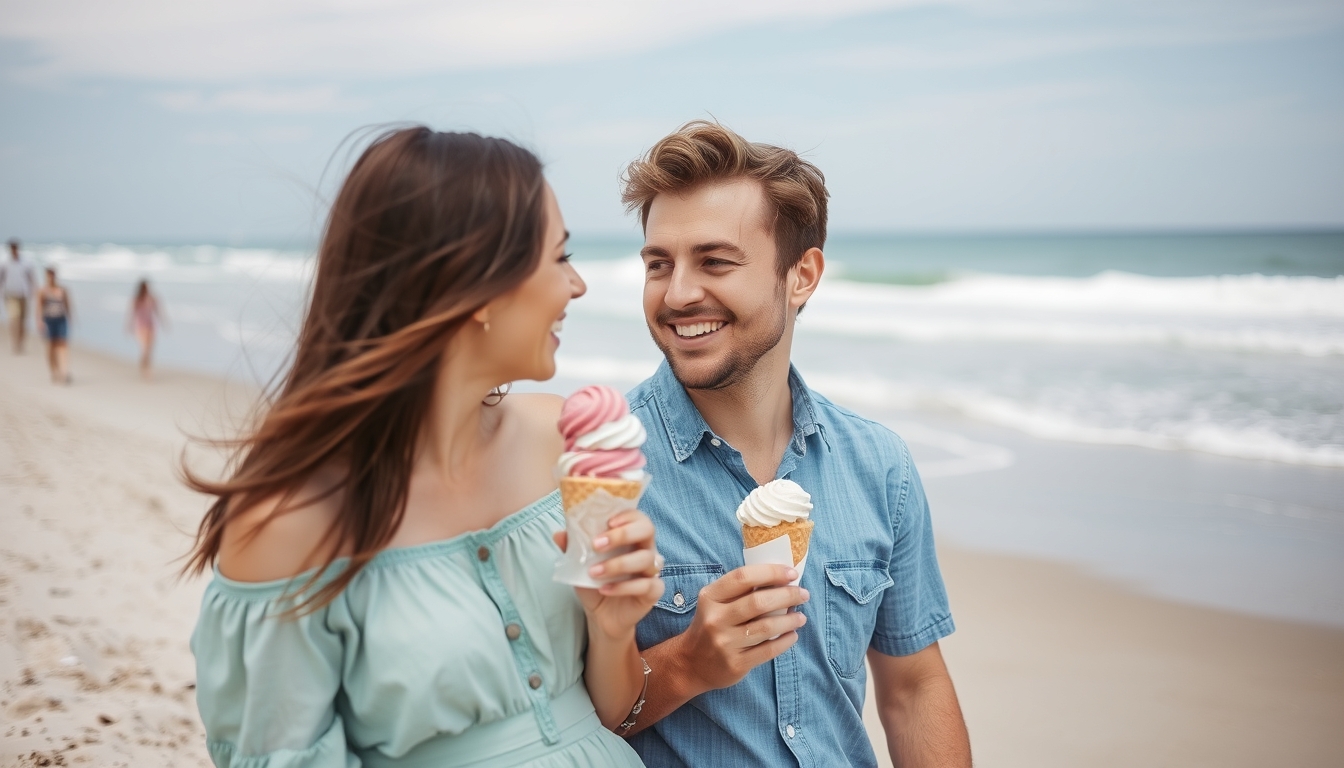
[505,623,522,641]
[528,673,543,690]
[672,591,685,607]
[786,724,796,739]
[710,438,722,447]
[477,546,490,562]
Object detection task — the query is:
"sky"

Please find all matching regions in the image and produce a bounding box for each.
[1,0,1342,243]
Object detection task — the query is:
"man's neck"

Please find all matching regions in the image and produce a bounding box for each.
[685,342,795,485]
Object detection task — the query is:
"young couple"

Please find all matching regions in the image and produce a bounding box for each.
[188,122,971,767]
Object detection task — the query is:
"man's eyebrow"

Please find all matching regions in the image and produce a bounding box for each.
[691,241,745,258]
[639,241,746,259]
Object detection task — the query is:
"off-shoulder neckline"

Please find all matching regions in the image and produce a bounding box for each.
[209,489,560,598]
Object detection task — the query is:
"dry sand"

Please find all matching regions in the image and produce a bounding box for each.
[2,347,1342,767]
[0,349,247,768]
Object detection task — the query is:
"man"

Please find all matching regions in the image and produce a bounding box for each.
[2,238,37,353]
[620,122,971,767]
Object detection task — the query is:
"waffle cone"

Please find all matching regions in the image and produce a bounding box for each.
[559,476,643,511]
[741,519,813,566]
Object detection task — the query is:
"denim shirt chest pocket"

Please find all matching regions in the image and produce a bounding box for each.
[823,560,894,678]
[646,563,725,638]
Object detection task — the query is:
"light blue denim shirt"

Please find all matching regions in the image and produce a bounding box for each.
[627,361,955,768]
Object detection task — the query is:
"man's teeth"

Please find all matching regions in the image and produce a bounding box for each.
[674,321,725,338]
[552,320,563,334]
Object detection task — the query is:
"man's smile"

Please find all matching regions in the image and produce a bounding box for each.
[672,321,726,338]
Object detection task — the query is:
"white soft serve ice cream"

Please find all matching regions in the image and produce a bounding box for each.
[735,479,813,528]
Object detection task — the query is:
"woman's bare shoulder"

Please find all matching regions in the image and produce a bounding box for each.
[217,469,346,583]
[508,392,564,419]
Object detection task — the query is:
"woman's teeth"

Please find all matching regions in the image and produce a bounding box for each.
[674,321,725,338]
[552,320,563,334]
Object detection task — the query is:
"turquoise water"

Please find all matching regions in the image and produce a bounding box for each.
[19,231,1344,625]
[571,231,1344,281]
[20,230,1344,468]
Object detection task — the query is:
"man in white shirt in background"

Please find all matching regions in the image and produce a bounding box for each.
[2,238,38,353]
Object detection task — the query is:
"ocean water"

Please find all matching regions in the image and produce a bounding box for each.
[25,232,1344,469]
[19,232,1344,625]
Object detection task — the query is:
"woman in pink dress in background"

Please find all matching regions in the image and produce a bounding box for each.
[127,279,165,379]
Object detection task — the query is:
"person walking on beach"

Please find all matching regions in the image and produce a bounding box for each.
[36,267,72,384]
[618,122,971,767]
[2,238,37,354]
[185,128,662,768]
[128,279,164,379]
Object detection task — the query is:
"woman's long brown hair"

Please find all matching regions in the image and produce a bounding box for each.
[183,127,547,612]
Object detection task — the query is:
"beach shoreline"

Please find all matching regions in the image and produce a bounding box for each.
[2,345,1342,767]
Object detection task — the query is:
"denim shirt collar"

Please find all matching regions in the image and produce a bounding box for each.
[649,360,831,463]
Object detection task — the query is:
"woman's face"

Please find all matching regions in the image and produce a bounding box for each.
[482,182,586,383]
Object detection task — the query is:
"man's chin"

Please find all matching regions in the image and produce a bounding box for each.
[665,353,739,391]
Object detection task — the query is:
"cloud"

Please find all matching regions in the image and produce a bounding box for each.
[820,1,1344,72]
[0,0,922,83]
[154,85,360,114]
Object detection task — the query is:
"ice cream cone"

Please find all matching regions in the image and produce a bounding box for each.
[741,519,813,566]
[559,475,643,511]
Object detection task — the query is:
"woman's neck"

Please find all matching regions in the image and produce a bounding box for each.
[418,352,504,481]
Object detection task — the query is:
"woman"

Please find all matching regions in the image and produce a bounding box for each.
[128,279,164,379]
[37,267,72,384]
[184,128,663,767]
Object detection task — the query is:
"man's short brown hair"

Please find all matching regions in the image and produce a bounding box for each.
[621,121,828,278]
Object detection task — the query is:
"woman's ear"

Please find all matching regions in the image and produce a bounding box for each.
[471,306,491,330]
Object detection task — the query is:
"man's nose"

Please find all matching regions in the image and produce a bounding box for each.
[664,263,705,309]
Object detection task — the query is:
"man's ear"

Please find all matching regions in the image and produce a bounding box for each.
[789,247,825,313]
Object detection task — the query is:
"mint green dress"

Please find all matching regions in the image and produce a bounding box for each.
[191,491,645,768]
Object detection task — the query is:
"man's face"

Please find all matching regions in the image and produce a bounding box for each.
[641,178,789,390]
[8,245,17,260]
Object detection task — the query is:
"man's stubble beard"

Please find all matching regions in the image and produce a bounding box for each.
[650,286,789,392]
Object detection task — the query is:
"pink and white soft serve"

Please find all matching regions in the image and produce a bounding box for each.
[557,385,647,479]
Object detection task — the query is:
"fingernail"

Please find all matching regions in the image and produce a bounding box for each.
[593,536,610,550]
[800,589,810,601]
[589,563,606,577]
[786,568,798,580]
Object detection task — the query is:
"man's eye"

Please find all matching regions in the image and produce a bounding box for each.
[645,260,669,272]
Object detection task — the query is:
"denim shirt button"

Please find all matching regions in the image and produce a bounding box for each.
[786,724,796,738]
[709,438,722,447]
[672,591,686,607]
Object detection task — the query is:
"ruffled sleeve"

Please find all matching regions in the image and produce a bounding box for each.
[191,576,359,768]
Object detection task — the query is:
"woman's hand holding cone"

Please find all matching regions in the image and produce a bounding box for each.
[553,509,664,640]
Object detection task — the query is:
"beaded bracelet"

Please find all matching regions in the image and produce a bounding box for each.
[616,657,652,736]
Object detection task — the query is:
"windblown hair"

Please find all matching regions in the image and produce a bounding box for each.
[183,127,547,612]
[620,120,829,277]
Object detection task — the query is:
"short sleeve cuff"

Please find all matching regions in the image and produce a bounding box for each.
[870,613,956,657]
[206,713,357,768]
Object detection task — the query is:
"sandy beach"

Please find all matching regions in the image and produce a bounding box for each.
[3,347,1343,767]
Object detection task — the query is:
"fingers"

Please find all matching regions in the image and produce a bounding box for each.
[703,564,799,602]
[737,610,808,648]
[737,586,809,622]
[589,547,659,581]
[597,576,666,600]
[742,628,800,664]
[551,530,568,552]
[594,510,655,552]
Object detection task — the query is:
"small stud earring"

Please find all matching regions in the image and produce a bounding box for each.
[483,320,490,332]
